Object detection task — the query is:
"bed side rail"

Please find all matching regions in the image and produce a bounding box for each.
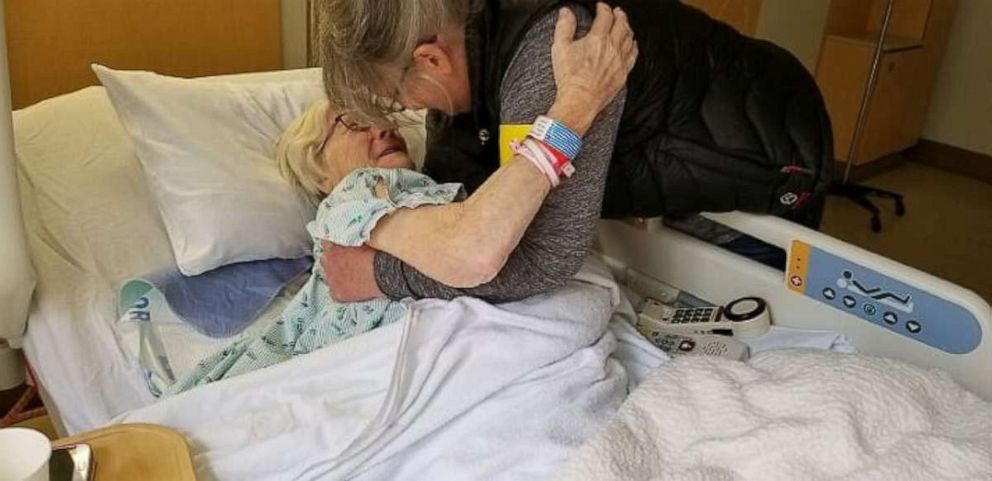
[596,213,992,399]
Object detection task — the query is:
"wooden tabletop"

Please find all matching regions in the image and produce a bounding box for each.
[53,424,196,481]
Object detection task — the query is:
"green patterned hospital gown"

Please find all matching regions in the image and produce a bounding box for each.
[164,168,463,396]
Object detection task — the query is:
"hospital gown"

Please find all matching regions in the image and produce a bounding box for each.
[164,168,463,396]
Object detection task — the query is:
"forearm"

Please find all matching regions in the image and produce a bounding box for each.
[454,93,601,256]
[374,234,584,303]
[370,95,598,287]
[369,158,548,287]
[375,91,625,302]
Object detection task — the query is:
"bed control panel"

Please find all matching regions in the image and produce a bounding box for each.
[787,240,982,354]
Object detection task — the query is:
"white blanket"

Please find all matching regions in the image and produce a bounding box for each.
[115,260,648,480]
[555,349,992,481]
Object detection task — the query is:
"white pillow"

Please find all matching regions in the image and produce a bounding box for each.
[94,66,320,275]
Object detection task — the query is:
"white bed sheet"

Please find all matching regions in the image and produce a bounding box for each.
[115,258,640,481]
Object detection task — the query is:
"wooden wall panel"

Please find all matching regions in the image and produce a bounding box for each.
[684,0,763,36]
[6,0,282,109]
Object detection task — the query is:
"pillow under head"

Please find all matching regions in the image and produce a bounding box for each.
[94,65,324,275]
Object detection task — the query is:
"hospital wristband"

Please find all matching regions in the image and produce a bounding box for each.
[529,115,583,161]
[524,138,570,183]
[520,139,560,187]
[512,139,560,187]
[532,140,576,178]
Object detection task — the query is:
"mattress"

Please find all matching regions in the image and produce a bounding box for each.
[17,86,167,432]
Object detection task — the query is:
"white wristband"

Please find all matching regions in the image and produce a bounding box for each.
[530,115,583,160]
[513,139,559,187]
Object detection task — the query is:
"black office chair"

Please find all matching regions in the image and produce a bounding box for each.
[829,181,906,233]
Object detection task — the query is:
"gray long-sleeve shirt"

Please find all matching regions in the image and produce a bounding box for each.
[372,7,623,303]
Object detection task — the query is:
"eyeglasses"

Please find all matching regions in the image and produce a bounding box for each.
[314,112,372,156]
[334,113,371,133]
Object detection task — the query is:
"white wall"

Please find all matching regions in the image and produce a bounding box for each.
[281,0,309,69]
[921,0,992,157]
[754,0,831,73]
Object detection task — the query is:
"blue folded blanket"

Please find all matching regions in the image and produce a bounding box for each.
[118,257,313,338]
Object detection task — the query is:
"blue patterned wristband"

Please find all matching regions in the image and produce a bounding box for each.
[529,115,583,160]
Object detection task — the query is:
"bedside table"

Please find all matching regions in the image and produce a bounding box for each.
[53,424,196,480]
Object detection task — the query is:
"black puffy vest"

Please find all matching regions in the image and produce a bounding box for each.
[423,0,833,227]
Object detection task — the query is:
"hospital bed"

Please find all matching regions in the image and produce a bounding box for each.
[1,3,990,479]
[3,72,991,477]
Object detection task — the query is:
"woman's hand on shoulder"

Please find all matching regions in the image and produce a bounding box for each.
[550,2,638,126]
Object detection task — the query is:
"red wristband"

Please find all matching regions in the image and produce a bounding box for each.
[530,137,576,178]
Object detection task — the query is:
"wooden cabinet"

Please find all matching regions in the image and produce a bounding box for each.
[860,48,929,162]
[815,0,958,165]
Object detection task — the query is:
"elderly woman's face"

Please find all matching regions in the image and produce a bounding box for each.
[318,114,413,192]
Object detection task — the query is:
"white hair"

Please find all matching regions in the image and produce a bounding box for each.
[275,101,334,207]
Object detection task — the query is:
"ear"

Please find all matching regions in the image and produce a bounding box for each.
[318,177,335,195]
[411,43,454,76]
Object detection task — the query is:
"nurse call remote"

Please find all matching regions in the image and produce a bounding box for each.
[637,297,772,340]
[634,325,751,362]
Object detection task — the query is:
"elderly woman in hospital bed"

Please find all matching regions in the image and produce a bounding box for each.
[165,15,636,394]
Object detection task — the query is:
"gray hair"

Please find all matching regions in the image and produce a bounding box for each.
[314,0,473,126]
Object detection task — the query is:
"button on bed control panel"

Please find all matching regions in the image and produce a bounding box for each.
[842,296,857,309]
[787,240,982,354]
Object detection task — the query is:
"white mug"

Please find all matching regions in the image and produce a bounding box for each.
[0,428,51,481]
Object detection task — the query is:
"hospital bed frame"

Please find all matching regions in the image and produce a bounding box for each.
[597,213,992,399]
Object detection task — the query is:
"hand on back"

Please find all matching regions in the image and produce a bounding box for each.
[551,2,638,115]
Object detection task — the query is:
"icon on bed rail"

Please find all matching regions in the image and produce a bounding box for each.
[837,270,914,314]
